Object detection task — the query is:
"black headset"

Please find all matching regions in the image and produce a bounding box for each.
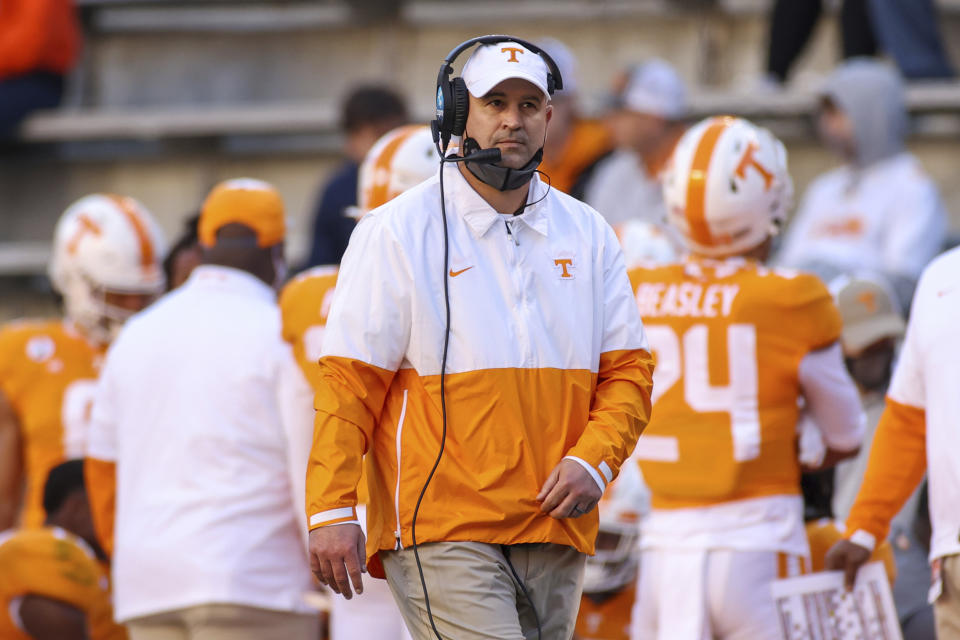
[432,35,565,154]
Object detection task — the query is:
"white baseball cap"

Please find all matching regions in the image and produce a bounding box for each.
[461,41,552,99]
[829,273,906,355]
[622,59,687,120]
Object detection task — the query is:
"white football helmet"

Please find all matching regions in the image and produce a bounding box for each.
[49,194,167,344]
[353,124,440,218]
[663,116,792,257]
[582,460,650,594]
[616,220,681,269]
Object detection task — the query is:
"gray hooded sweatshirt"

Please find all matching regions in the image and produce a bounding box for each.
[821,58,908,169]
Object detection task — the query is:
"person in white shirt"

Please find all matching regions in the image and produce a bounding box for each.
[827,274,934,639]
[85,178,319,640]
[305,36,654,640]
[777,59,947,310]
[827,247,960,638]
[584,59,688,231]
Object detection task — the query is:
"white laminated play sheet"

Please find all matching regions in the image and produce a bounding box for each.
[771,562,903,640]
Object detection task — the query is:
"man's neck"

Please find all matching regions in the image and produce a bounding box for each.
[458,163,531,214]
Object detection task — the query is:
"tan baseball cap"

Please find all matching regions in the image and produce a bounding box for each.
[830,274,906,355]
[461,41,551,99]
[199,178,286,248]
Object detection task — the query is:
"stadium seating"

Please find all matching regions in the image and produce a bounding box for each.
[2,0,959,286]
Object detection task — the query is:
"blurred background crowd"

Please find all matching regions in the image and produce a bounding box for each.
[2,0,960,321]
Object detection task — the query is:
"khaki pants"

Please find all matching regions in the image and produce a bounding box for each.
[936,554,960,639]
[126,604,320,640]
[381,541,585,640]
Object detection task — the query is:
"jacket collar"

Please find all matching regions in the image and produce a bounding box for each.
[186,265,276,303]
[445,163,550,239]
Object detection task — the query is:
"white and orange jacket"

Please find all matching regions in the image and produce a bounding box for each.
[306,164,654,576]
[846,247,960,563]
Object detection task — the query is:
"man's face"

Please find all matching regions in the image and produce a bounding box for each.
[844,337,895,392]
[615,110,669,155]
[465,78,552,170]
[817,98,856,160]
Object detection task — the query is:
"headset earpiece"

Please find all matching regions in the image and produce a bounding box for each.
[449,77,469,137]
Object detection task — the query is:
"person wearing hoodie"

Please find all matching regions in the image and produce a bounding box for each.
[777,59,947,311]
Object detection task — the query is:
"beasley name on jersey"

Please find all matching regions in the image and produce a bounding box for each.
[0,320,102,527]
[627,258,841,508]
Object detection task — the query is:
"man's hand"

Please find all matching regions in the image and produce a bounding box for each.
[308,524,366,600]
[537,459,603,519]
[825,538,872,590]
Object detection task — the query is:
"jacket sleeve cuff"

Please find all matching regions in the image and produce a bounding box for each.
[563,456,610,492]
[309,506,359,529]
[848,529,877,552]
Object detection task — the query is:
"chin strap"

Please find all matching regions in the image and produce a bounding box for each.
[462,137,544,191]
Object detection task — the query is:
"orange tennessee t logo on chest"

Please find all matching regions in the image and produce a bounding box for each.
[554,259,574,279]
[501,47,524,63]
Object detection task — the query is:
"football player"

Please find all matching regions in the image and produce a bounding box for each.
[280,124,437,640]
[0,194,166,530]
[0,459,126,639]
[627,116,865,640]
[574,461,649,640]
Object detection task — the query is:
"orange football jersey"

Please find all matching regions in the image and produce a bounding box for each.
[575,583,636,640]
[0,526,126,640]
[805,518,896,584]
[0,320,102,527]
[278,266,338,388]
[278,266,378,504]
[628,258,841,509]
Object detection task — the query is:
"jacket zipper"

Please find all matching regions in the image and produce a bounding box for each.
[394,389,409,549]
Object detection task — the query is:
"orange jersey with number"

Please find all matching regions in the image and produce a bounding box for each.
[628,258,841,509]
[278,267,375,504]
[0,320,102,527]
[0,526,126,640]
[278,266,339,388]
[575,583,636,640]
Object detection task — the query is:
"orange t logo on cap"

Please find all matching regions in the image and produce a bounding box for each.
[501,47,524,63]
[857,290,878,313]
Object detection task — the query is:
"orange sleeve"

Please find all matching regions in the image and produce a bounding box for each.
[84,458,116,558]
[845,398,927,545]
[565,348,655,486]
[306,356,394,529]
[2,532,105,614]
[765,272,842,353]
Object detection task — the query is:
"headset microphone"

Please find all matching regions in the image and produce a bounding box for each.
[444,148,502,165]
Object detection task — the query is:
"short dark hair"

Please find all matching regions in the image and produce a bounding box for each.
[341,85,408,133]
[43,459,86,515]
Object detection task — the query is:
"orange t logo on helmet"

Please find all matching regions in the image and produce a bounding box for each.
[501,47,524,63]
[734,141,775,191]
